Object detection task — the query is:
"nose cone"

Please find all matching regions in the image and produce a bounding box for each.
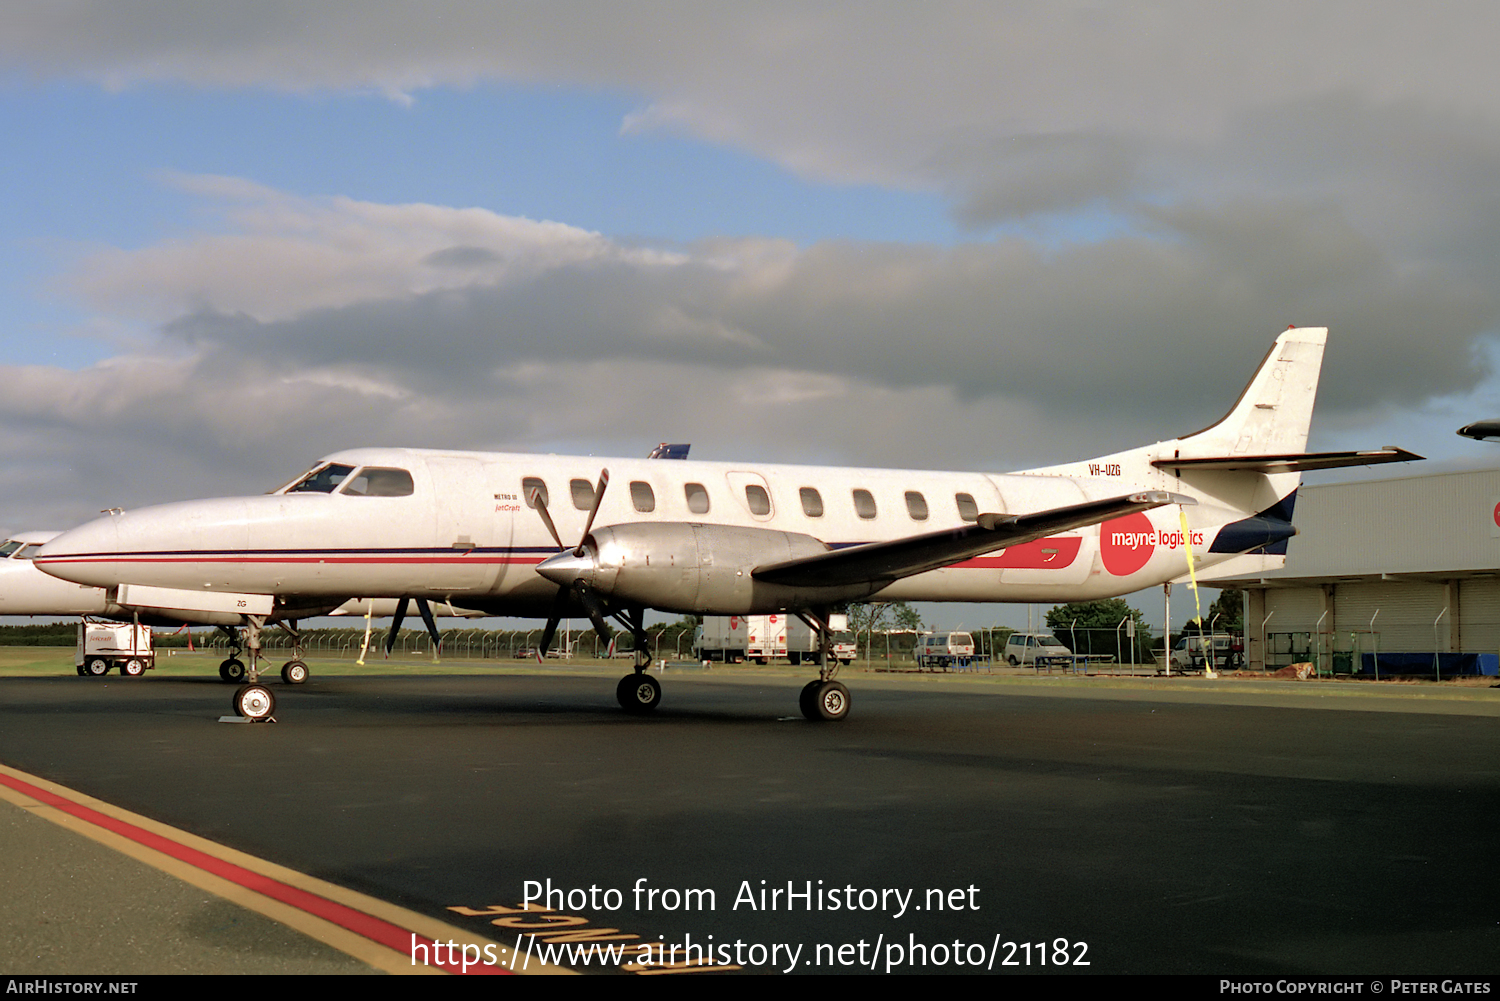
[535,551,594,588]
[35,515,122,587]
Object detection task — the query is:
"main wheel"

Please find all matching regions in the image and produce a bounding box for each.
[802,680,850,722]
[616,673,661,713]
[86,658,110,677]
[122,659,145,677]
[219,658,246,683]
[281,660,309,685]
[232,684,276,720]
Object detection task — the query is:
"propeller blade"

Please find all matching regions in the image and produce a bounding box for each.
[415,597,442,655]
[529,486,566,551]
[575,582,612,642]
[575,469,610,556]
[384,597,409,656]
[538,616,560,662]
[537,585,570,660]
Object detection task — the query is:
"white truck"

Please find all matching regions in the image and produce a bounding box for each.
[695,614,750,662]
[696,613,856,665]
[76,620,155,677]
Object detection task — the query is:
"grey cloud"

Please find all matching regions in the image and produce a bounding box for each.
[423,246,503,269]
[151,197,1499,430]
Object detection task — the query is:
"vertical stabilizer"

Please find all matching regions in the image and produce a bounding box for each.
[1178,326,1326,457]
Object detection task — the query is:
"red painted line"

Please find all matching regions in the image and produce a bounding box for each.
[0,770,509,976]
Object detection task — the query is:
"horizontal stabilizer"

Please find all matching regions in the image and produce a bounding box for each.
[752,491,1191,589]
[1152,447,1422,474]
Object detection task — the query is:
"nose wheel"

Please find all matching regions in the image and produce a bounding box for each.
[232,684,276,721]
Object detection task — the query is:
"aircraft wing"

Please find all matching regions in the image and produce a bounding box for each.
[751,491,1189,589]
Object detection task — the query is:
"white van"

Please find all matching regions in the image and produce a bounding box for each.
[914,632,976,668]
[1003,632,1072,666]
[1169,633,1240,671]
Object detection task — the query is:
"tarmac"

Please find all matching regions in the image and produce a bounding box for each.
[2,658,1499,976]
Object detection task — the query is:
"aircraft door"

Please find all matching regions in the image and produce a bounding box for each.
[424,456,497,593]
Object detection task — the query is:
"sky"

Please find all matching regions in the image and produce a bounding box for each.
[3,2,1500,631]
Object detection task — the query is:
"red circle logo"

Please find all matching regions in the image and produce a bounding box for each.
[1100,512,1155,576]
[768,614,778,624]
[1492,501,1500,529]
[730,616,738,630]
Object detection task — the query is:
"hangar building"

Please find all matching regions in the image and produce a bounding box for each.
[1217,466,1500,674]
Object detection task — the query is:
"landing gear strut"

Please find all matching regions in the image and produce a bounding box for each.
[273,617,309,684]
[216,625,246,683]
[796,609,851,721]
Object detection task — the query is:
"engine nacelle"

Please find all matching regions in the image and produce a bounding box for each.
[541,523,883,613]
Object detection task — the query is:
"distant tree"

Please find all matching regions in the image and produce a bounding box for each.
[1045,598,1151,661]
[846,601,926,659]
[1185,588,1243,634]
[1045,598,1148,633]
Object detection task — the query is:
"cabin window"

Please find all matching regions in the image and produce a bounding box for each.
[341,467,414,497]
[955,492,979,522]
[905,490,929,521]
[685,482,710,514]
[522,477,549,509]
[287,463,356,494]
[630,480,656,513]
[571,478,598,510]
[853,489,877,520]
[745,484,771,516]
[799,487,823,518]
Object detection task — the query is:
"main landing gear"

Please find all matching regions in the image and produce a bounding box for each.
[796,609,851,721]
[614,607,661,714]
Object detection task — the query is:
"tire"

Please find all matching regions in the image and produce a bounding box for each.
[233,684,276,720]
[617,673,661,713]
[281,660,309,685]
[76,664,86,676]
[798,679,822,718]
[1007,655,1020,666]
[219,658,246,683]
[86,658,110,677]
[788,652,802,666]
[122,659,145,677]
[802,680,850,721]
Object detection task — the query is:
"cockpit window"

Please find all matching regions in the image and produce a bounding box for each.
[286,463,357,494]
[0,541,20,558]
[14,544,41,560]
[341,467,415,497]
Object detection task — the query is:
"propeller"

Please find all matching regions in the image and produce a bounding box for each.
[384,596,443,659]
[531,470,612,657]
[530,469,612,659]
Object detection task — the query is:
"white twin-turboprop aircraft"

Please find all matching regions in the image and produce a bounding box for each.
[35,326,1418,721]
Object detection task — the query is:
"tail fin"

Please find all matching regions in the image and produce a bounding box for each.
[1178,326,1326,457]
